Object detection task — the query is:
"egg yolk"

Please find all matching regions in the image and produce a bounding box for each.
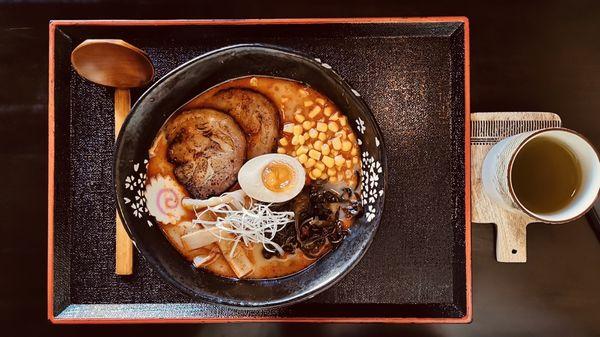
[262,161,296,193]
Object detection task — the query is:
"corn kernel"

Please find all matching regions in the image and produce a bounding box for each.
[311,168,322,178]
[316,122,328,132]
[305,158,317,168]
[308,128,318,139]
[278,138,288,146]
[313,140,323,150]
[352,157,359,164]
[294,114,306,123]
[335,131,346,139]
[345,160,352,168]
[321,173,329,180]
[334,155,345,167]
[345,170,353,178]
[291,135,299,145]
[291,150,297,156]
[295,108,303,115]
[315,162,325,171]
[339,116,347,126]
[331,137,342,151]
[322,155,335,168]
[283,123,295,134]
[329,175,338,183]
[337,172,344,180]
[322,143,331,156]
[308,143,314,149]
[316,98,325,105]
[298,135,306,145]
[324,106,333,116]
[304,100,314,107]
[330,112,339,121]
[350,147,358,156]
[297,145,309,155]
[293,124,303,136]
[348,133,356,141]
[328,121,339,132]
[342,140,352,152]
[318,132,327,141]
[250,77,258,86]
[302,120,313,130]
[308,106,322,119]
[308,149,321,160]
[277,147,286,154]
[309,172,317,180]
[327,167,337,176]
[331,150,339,157]
[297,153,308,164]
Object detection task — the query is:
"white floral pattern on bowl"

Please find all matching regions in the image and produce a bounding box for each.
[123,159,149,221]
[124,60,384,227]
[123,122,383,226]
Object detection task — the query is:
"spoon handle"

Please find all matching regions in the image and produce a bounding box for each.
[115,88,134,275]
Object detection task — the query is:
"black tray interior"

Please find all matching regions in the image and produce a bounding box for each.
[51,21,466,319]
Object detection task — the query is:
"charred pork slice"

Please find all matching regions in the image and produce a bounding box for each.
[202,88,280,158]
[165,108,246,199]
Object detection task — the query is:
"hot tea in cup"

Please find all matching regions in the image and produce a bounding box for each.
[482,128,600,223]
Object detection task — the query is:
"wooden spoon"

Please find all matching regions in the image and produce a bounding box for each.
[71,39,154,275]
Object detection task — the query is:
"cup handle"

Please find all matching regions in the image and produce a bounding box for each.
[495,217,530,262]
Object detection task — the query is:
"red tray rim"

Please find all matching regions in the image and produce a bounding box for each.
[48,17,471,324]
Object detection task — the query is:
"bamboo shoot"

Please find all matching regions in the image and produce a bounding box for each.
[182,190,247,210]
[181,227,220,251]
[216,236,254,278]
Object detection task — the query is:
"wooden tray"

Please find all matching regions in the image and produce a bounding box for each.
[48,18,471,323]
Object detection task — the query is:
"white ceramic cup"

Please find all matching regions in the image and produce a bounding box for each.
[482,127,600,223]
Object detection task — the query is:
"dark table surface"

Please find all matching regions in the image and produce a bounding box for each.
[1,1,599,336]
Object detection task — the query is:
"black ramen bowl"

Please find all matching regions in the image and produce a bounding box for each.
[115,44,387,308]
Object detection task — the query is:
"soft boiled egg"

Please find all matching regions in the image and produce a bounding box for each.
[238,154,306,203]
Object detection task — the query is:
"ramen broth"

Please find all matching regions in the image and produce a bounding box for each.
[146,76,361,279]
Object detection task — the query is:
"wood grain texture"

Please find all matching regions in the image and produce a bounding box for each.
[471,112,561,262]
[114,89,133,275]
[70,36,154,276]
[114,89,130,137]
[71,40,154,89]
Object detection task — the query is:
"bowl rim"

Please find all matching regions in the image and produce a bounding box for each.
[114,43,388,309]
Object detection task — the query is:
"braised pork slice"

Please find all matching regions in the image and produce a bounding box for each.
[165,108,246,199]
[202,88,280,158]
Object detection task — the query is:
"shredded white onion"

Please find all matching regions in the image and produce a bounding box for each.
[191,192,294,257]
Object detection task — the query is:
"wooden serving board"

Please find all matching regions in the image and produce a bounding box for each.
[471,112,561,262]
